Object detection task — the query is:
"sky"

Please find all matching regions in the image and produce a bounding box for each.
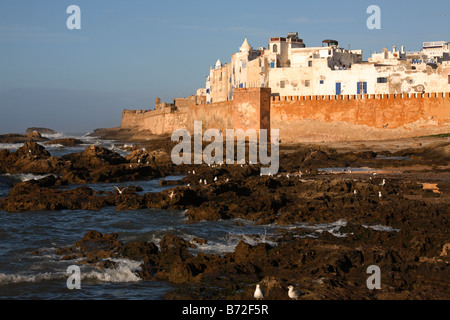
[0,0,449,134]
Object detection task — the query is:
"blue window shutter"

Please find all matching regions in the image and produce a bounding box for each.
[357,82,361,95]
[336,83,341,95]
[270,62,275,68]
[364,82,368,94]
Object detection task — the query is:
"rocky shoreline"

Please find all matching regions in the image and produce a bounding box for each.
[1,134,449,300]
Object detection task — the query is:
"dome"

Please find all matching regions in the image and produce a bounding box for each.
[215,59,222,69]
[239,38,252,52]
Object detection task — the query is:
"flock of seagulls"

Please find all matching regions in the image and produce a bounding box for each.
[253,284,302,300]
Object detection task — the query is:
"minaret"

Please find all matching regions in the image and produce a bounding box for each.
[240,38,252,52]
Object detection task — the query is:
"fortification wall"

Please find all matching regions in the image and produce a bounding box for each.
[121,90,450,142]
[120,88,272,136]
[271,92,450,142]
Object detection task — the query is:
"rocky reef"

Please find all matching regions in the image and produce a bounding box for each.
[1,137,449,300]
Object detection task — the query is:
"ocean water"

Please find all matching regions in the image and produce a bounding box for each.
[0,132,399,300]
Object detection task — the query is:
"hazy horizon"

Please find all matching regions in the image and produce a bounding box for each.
[1,0,449,134]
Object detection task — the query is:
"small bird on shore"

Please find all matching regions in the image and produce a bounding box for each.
[214,176,218,182]
[199,179,203,184]
[254,284,264,300]
[378,191,382,199]
[204,179,207,185]
[380,179,386,186]
[193,170,196,175]
[354,189,358,194]
[114,186,128,195]
[169,191,175,200]
[288,286,301,300]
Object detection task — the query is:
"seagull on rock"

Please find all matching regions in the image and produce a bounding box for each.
[378,191,383,199]
[288,285,301,300]
[254,284,264,300]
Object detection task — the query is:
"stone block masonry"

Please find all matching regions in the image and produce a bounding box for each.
[121,89,450,142]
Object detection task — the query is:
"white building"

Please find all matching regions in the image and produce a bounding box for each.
[206,34,450,103]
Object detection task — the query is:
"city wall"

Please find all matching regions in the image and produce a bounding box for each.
[121,89,450,142]
[271,92,450,142]
[121,88,272,136]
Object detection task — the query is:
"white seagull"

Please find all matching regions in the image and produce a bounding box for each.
[378,191,382,199]
[214,177,218,182]
[254,284,264,300]
[288,286,301,300]
[380,179,386,186]
[169,191,175,200]
[114,186,128,195]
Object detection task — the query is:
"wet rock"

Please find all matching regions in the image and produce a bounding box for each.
[45,138,84,147]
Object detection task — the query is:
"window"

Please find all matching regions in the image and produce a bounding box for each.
[320,80,324,85]
[448,75,450,84]
[273,44,278,53]
[280,80,286,88]
[305,80,310,87]
[308,61,313,67]
[357,82,367,94]
[377,77,388,83]
[270,62,275,69]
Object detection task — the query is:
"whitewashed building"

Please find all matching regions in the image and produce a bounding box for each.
[205,34,450,103]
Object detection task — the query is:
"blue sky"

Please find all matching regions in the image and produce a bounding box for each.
[0,0,449,134]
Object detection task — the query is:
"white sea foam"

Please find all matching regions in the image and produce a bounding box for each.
[2,173,56,183]
[362,224,401,232]
[0,143,24,151]
[40,132,66,139]
[83,259,142,283]
[0,272,63,284]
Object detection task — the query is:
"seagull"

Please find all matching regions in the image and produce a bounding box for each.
[354,190,358,194]
[114,186,128,195]
[383,123,389,128]
[169,191,175,200]
[187,183,190,187]
[378,191,382,199]
[287,174,290,179]
[288,285,301,300]
[199,179,203,184]
[380,179,386,186]
[226,178,229,183]
[204,179,207,185]
[254,284,264,300]
[193,170,196,175]
[214,176,218,182]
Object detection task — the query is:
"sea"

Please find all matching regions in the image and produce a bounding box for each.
[0,132,395,300]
